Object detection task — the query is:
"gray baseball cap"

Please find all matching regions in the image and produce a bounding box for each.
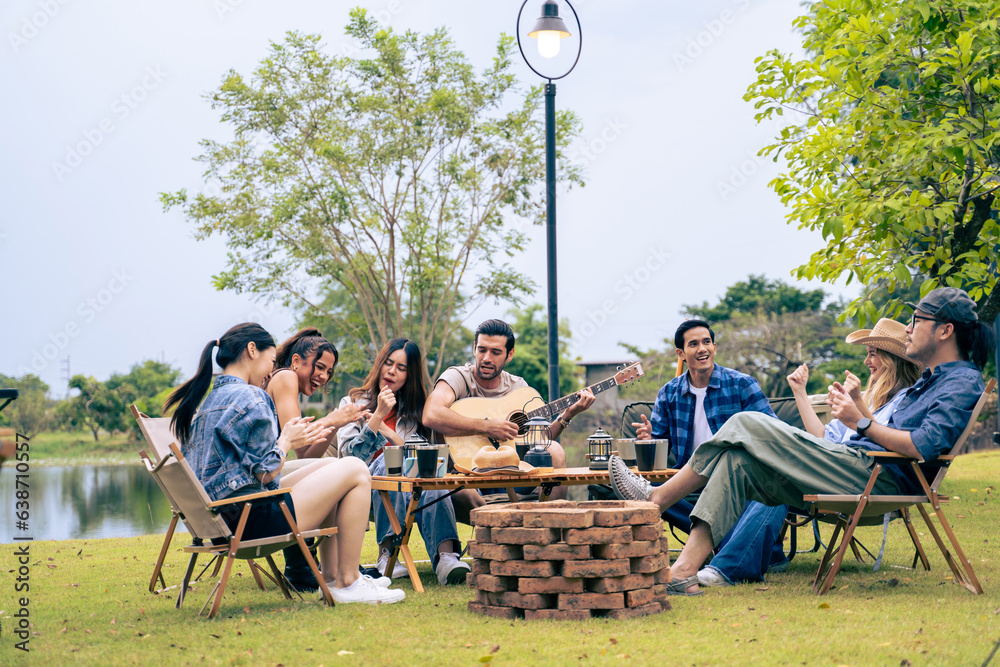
[906,287,978,324]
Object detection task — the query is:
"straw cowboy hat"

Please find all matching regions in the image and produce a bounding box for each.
[455,445,537,476]
[845,318,909,359]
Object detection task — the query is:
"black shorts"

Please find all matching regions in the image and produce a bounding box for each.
[217,493,299,542]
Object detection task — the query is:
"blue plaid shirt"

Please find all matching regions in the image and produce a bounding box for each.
[650,364,776,467]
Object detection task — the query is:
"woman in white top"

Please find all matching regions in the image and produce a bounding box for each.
[788,318,922,440]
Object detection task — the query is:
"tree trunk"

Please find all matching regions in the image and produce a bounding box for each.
[978,287,1000,324]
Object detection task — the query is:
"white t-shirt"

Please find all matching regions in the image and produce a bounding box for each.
[688,385,714,451]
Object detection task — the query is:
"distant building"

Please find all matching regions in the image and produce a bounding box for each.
[576,360,635,416]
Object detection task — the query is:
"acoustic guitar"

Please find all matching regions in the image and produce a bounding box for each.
[445,362,644,469]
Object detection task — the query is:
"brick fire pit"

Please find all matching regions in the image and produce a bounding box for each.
[466,500,672,620]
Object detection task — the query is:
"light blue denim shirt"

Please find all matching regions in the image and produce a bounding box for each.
[186,375,283,502]
[849,360,984,493]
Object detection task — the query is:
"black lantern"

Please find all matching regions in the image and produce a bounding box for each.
[403,431,429,460]
[586,427,613,470]
[523,414,553,468]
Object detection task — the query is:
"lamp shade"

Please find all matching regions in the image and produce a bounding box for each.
[528,0,571,58]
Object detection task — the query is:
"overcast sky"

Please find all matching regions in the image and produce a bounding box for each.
[2,0,846,397]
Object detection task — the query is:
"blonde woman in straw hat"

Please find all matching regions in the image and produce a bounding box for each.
[787,318,922,442]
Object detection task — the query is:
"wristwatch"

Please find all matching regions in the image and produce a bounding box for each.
[856,417,873,436]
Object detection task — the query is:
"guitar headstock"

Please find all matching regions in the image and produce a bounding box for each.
[613,362,644,387]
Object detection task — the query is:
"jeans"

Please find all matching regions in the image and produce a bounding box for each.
[706,501,788,583]
[661,495,786,583]
[369,454,460,570]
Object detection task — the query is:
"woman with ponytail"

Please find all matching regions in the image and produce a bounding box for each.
[165,323,405,605]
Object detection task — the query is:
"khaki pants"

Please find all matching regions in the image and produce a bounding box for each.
[688,412,902,545]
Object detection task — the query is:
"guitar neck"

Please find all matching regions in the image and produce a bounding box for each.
[526,377,619,420]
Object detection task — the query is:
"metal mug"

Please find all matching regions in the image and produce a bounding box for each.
[383,446,403,476]
[616,439,638,468]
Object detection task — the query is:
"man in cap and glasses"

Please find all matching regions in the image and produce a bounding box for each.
[609,287,993,596]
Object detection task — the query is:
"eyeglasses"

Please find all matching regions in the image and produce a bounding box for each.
[909,313,940,328]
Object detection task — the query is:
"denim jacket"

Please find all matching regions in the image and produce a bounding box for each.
[186,375,284,502]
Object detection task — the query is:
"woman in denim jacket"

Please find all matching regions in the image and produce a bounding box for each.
[338,338,472,585]
[166,322,405,605]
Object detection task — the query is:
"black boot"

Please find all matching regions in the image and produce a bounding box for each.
[282,537,320,592]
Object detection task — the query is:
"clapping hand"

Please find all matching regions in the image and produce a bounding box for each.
[843,370,863,403]
[327,403,372,429]
[827,382,862,430]
[279,416,333,454]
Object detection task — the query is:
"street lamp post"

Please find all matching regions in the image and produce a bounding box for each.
[517,0,581,403]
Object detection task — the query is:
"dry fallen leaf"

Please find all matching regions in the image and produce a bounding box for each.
[337,650,354,657]
[609,638,618,645]
[490,645,500,654]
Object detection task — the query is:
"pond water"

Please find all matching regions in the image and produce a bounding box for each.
[0,464,175,543]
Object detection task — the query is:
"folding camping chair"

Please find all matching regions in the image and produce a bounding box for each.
[804,379,996,595]
[131,406,337,618]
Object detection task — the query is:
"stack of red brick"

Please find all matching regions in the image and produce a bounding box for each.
[467,500,672,620]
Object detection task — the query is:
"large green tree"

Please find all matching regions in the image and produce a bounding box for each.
[161,11,583,387]
[746,0,1000,323]
[53,361,180,441]
[622,276,863,398]
[0,374,50,437]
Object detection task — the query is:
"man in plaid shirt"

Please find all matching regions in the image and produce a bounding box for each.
[633,319,788,587]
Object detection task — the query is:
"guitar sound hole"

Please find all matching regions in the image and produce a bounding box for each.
[510,412,528,435]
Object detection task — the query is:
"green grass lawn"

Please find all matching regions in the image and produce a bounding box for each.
[23,431,136,466]
[4,451,999,665]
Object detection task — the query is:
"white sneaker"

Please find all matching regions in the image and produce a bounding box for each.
[697,567,732,587]
[376,549,409,579]
[321,574,392,589]
[329,575,406,605]
[436,552,472,586]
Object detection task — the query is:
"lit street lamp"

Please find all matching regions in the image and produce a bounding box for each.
[517,0,581,402]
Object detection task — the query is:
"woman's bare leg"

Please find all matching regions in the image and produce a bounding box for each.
[288,457,371,588]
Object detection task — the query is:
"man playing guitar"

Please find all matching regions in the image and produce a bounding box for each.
[422,318,596,504]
